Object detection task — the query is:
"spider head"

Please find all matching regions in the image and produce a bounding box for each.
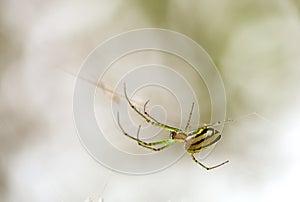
[170,131,187,142]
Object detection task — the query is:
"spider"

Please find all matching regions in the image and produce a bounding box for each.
[117,84,230,170]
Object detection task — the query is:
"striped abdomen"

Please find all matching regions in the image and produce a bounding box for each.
[184,127,221,153]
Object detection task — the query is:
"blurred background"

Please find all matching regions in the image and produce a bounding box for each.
[1,0,300,201]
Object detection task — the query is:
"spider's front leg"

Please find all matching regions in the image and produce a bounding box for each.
[143,100,161,123]
[136,125,176,151]
[117,113,175,151]
[184,102,194,130]
[123,84,181,132]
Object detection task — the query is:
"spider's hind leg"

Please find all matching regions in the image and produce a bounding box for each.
[190,153,229,170]
[204,119,234,128]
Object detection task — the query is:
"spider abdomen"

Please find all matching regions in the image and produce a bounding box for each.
[184,127,221,153]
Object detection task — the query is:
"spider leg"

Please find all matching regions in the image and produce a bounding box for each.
[204,119,233,128]
[190,153,229,170]
[135,125,176,151]
[123,84,181,132]
[117,113,175,151]
[184,102,194,130]
[143,100,161,123]
[138,142,176,151]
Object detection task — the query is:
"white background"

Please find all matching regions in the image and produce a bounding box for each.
[1,0,300,201]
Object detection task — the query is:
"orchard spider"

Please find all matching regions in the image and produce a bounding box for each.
[117,84,229,170]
